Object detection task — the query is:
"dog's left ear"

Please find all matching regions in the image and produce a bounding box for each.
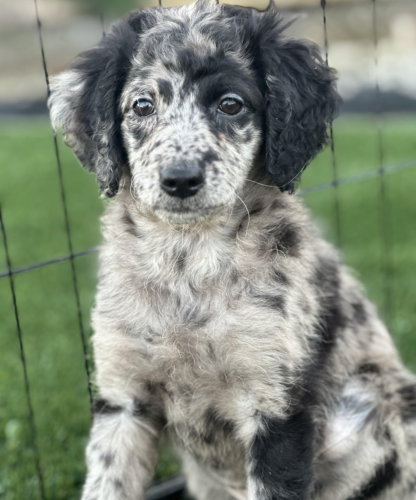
[48,10,156,197]
[256,8,340,192]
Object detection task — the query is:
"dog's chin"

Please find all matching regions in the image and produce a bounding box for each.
[154,205,225,226]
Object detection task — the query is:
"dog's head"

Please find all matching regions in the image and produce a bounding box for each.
[49,0,339,224]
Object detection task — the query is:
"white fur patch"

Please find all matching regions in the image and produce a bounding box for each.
[48,70,84,131]
[322,383,376,460]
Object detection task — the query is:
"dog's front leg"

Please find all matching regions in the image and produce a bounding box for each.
[246,410,314,500]
[81,397,162,500]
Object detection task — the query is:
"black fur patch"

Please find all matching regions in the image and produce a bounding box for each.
[244,129,252,142]
[312,256,345,345]
[157,78,173,105]
[201,407,234,446]
[175,248,187,272]
[358,363,381,375]
[207,342,216,361]
[113,479,123,490]
[398,384,416,421]
[347,452,400,500]
[199,150,219,169]
[275,222,301,257]
[352,301,367,325]
[172,407,234,462]
[253,293,286,316]
[311,257,344,368]
[265,221,301,257]
[133,399,152,418]
[133,399,165,427]
[294,257,345,406]
[272,269,289,286]
[93,399,123,415]
[250,411,314,499]
[159,382,174,401]
[270,198,286,211]
[249,204,264,217]
[100,453,114,468]
[122,211,142,238]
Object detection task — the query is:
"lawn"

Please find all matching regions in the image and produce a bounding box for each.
[0,114,415,499]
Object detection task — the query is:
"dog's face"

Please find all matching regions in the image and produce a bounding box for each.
[49,0,339,224]
[120,16,263,223]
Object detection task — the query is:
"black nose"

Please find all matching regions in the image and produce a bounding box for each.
[160,164,205,199]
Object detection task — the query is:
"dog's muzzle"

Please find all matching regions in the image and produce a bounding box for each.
[160,163,205,199]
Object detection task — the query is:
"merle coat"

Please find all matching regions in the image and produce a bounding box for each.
[49,1,416,499]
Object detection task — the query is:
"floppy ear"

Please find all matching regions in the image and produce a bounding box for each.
[48,10,156,197]
[256,7,340,192]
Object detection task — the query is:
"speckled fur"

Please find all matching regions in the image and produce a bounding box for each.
[49,1,416,499]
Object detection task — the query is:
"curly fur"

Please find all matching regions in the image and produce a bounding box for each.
[48,1,416,499]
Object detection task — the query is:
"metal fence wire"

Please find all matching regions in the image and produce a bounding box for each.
[1,0,416,499]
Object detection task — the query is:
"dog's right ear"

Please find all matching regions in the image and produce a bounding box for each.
[48,10,156,197]
[251,5,340,193]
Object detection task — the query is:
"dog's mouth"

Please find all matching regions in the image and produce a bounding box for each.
[154,204,224,225]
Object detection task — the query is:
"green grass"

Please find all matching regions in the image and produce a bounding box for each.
[0,114,415,499]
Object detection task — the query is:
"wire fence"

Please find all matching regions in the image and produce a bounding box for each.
[1,0,415,499]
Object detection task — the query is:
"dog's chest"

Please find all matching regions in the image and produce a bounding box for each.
[142,274,293,470]
[153,327,248,480]
[138,279,249,478]
[108,223,305,469]
[135,234,303,411]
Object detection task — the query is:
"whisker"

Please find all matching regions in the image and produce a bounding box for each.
[278,164,308,190]
[235,193,250,237]
[246,179,277,189]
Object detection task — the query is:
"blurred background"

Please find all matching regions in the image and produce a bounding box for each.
[1,0,415,499]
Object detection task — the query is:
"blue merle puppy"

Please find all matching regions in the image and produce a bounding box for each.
[48,1,416,499]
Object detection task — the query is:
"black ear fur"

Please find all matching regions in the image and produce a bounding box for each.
[48,10,156,197]
[255,6,340,192]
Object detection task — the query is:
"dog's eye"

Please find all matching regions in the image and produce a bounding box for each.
[218,96,243,116]
[133,98,155,117]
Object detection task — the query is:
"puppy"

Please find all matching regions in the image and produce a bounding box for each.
[49,1,416,499]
